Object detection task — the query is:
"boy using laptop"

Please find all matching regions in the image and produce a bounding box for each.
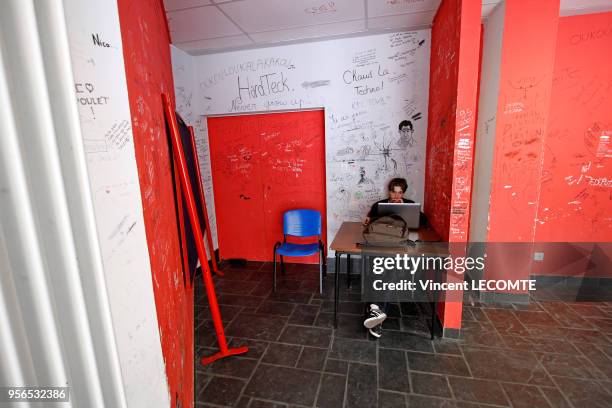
[364,178,413,226]
[362,178,427,338]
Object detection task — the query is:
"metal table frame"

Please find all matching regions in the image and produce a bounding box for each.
[330,222,448,340]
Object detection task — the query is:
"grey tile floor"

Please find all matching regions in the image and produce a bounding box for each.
[194,262,612,407]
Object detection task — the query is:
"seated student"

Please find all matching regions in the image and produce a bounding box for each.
[364,177,413,226]
[362,177,426,338]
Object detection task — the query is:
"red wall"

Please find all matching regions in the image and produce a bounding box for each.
[535,12,612,242]
[482,11,611,280]
[426,0,481,330]
[531,12,612,278]
[486,0,560,243]
[117,1,193,407]
[478,1,559,293]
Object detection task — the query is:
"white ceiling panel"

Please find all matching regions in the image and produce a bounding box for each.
[163,0,212,12]
[167,5,242,43]
[219,0,365,33]
[560,0,612,15]
[561,0,612,10]
[368,10,436,30]
[249,19,366,43]
[177,34,253,54]
[167,0,600,55]
[368,0,441,18]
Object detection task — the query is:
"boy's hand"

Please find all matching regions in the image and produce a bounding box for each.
[363,217,371,226]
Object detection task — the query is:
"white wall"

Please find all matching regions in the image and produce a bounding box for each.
[171,45,219,250]
[171,45,196,124]
[470,2,505,242]
[63,1,170,406]
[177,30,431,249]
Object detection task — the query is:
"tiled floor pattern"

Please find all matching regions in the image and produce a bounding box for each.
[194,262,612,407]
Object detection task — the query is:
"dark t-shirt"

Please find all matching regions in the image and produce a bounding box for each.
[367,198,428,226]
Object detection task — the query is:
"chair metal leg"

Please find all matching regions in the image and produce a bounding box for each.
[319,248,323,294]
[273,243,280,293]
[319,240,327,277]
[273,250,277,292]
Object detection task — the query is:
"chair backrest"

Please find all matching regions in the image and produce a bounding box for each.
[283,209,321,237]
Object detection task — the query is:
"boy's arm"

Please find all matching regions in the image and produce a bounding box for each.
[364,201,378,225]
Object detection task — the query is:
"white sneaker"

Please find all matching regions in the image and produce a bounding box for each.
[363,304,387,329]
[369,325,383,338]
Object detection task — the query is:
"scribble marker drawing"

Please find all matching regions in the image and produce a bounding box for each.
[372,135,399,172]
[509,76,544,98]
[357,167,373,185]
[301,80,331,89]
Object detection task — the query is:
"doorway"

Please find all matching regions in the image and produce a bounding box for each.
[207,109,326,263]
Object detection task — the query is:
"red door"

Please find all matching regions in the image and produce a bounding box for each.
[208,110,326,262]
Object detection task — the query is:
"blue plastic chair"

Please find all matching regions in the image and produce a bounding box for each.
[273,209,326,293]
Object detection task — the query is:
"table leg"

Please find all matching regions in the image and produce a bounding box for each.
[430,300,436,340]
[334,253,340,329]
[346,254,351,288]
[431,266,440,340]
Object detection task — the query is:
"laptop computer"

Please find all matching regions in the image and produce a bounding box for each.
[377,202,421,229]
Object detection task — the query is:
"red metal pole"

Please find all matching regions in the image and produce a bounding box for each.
[187,125,223,277]
[162,94,247,364]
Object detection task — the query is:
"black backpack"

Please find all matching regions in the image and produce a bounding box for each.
[362,215,414,247]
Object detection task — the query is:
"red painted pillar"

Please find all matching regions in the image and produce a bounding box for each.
[426,0,481,334]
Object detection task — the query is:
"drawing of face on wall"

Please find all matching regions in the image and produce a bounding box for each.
[396,120,415,148]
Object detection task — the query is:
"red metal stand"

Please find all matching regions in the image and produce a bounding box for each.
[162,94,247,365]
[187,125,223,277]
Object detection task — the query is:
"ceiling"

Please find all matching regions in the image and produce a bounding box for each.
[164,0,612,55]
